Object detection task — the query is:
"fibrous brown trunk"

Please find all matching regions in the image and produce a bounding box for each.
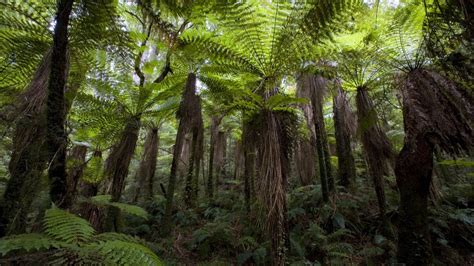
[206,116,222,200]
[163,73,202,235]
[47,0,74,209]
[242,120,257,212]
[65,144,88,206]
[257,110,290,266]
[356,86,394,218]
[298,74,333,201]
[396,68,473,265]
[214,130,227,188]
[105,116,141,232]
[333,86,357,189]
[133,127,159,203]
[0,50,52,237]
[233,140,244,180]
[294,138,316,186]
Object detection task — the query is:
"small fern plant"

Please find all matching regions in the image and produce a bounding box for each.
[0,208,163,265]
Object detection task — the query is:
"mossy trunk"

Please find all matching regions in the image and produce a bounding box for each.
[333,87,356,189]
[184,131,199,207]
[133,128,159,203]
[162,122,186,236]
[65,144,88,206]
[0,116,47,236]
[47,0,74,209]
[105,116,141,232]
[0,49,53,237]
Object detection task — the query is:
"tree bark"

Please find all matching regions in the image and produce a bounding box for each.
[65,144,88,207]
[356,86,394,218]
[0,49,53,237]
[257,110,290,266]
[105,116,141,232]
[47,0,74,209]
[163,73,201,235]
[133,127,159,203]
[333,87,356,189]
[395,136,433,265]
[206,116,222,200]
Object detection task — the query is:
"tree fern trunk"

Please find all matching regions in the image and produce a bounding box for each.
[0,49,53,236]
[333,87,356,189]
[184,130,199,207]
[105,116,141,232]
[133,127,159,203]
[0,116,46,236]
[207,118,217,200]
[163,73,200,235]
[257,110,289,266]
[47,0,74,209]
[355,86,393,218]
[65,144,88,207]
[396,68,473,265]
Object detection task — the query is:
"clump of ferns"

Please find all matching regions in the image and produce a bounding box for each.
[0,208,162,265]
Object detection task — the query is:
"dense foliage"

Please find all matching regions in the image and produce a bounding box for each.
[0,0,472,265]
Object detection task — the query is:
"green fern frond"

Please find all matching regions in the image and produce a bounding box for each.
[43,208,95,244]
[0,233,60,256]
[90,240,163,266]
[87,195,149,219]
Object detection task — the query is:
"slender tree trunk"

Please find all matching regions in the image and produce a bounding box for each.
[162,122,186,236]
[207,116,222,200]
[311,76,334,193]
[105,116,141,232]
[294,138,316,186]
[184,130,199,207]
[356,86,393,218]
[77,150,102,229]
[133,128,159,203]
[65,144,88,206]
[163,73,201,235]
[47,0,74,209]
[315,126,330,202]
[333,87,356,189]
[215,130,227,188]
[298,74,333,200]
[242,120,257,212]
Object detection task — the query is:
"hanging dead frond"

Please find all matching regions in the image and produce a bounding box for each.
[356,85,394,216]
[398,68,473,155]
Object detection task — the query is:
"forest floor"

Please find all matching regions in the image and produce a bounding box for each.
[122,178,473,265]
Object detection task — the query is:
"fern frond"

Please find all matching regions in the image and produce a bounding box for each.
[43,208,95,244]
[87,195,149,219]
[0,233,59,256]
[89,240,163,266]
